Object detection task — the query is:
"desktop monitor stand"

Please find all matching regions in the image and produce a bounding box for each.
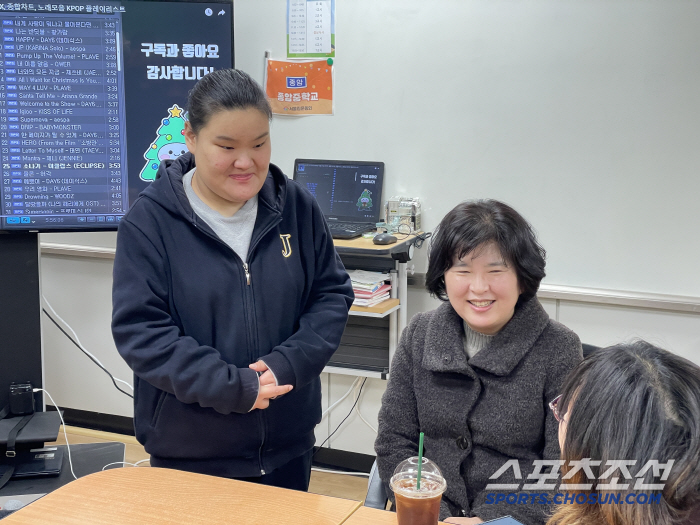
[0,232,44,412]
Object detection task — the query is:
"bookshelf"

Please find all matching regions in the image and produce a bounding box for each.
[322,235,420,378]
[350,298,400,317]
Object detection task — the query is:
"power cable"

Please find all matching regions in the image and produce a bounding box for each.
[42,309,133,399]
[33,388,77,480]
[314,378,367,454]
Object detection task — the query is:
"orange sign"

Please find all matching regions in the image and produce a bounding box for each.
[265,59,333,115]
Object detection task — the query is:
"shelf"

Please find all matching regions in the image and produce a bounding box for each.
[349,298,399,317]
[322,366,387,379]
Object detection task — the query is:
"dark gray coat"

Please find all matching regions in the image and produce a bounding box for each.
[375,297,582,524]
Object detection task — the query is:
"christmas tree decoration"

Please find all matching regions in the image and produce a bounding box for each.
[139,104,189,182]
[357,189,373,211]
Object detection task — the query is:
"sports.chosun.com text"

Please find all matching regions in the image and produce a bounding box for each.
[485,492,662,505]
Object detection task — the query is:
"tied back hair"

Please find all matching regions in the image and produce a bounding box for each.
[186,68,272,134]
[548,340,700,525]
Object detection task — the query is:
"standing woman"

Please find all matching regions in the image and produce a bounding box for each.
[112,69,353,490]
[375,200,582,524]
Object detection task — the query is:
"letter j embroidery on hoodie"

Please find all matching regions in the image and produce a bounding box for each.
[280,234,292,258]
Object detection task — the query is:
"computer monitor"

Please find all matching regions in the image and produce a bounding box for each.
[293,159,385,224]
[0,0,234,232]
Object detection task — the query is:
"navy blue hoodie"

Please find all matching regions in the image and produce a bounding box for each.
[112,153,353,477]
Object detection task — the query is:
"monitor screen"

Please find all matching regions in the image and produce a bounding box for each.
[293,159,385,223]
[0,0,233,231]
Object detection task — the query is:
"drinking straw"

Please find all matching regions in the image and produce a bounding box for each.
[416,431,425,490]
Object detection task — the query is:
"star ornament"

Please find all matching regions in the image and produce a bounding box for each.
[169,105,183,118]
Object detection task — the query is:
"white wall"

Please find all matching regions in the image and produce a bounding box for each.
[49,0,700,297]
[233,0,700,298]
[37,0,700,457]
[41,253,133,417]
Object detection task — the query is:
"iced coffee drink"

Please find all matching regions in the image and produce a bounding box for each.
[390,457,447,525]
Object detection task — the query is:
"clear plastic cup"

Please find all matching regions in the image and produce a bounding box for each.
[389,456,447,525]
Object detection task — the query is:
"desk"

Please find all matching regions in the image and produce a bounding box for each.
[0,442,125,497]
[343,506,449,525]
[0,467,362,525]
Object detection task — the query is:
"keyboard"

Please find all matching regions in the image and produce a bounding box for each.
[328,222,375,239]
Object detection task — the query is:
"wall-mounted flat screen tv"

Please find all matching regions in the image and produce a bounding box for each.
[0,0,233,231]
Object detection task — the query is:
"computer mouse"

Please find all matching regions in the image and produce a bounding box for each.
[373,233,398,245]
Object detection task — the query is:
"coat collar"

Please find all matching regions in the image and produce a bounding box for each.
[422,296,550,376]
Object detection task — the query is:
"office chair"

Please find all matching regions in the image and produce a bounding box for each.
[365,459,392,509]
[582,343,600,358]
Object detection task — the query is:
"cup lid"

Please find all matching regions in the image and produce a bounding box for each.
[389,456,447,497]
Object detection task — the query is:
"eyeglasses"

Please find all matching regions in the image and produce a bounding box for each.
[549,394,564,423]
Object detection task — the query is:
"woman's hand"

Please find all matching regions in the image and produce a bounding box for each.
[444,518,483,524]
[249,360,276,386]
[251,383,292,410]
[249,360,292,409]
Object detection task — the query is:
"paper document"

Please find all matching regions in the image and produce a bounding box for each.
[353,293,391,307]
[347,269,390,284]
[287,0,335,57]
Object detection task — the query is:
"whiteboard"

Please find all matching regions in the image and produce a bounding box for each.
[50,0,700,298]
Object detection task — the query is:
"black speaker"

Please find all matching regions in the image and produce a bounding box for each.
[0,233,43,412]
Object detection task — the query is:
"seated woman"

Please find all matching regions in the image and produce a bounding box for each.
[375,199,582,525]
[549,340,700,525]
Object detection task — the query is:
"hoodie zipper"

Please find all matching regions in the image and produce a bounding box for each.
[243,221,282,476]
[257,410,266,475]
[191,215,282,475]
[243,263,250,286]
[242,263,251,285]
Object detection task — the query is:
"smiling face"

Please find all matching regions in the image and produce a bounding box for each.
[158,142,188,161]
[443,242,521,335]
[184,107,271,217]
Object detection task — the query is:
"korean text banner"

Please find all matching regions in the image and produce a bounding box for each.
[266,59,333,116]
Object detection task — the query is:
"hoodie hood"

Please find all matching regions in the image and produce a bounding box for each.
[136,152,288,224]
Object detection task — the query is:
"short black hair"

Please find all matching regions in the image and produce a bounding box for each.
[186,69,272,134]
[551,340,700,525]
[425,199,546,301]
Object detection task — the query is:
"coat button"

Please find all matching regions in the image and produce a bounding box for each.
[443,354,452,363]
[456,436,469,449]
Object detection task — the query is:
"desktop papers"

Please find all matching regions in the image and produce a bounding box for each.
[353,284,391,307]
[348,270,392,307]
[348,270,390,284]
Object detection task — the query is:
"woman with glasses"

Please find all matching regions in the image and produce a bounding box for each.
[375,199,582,524]
[548,340,700,525]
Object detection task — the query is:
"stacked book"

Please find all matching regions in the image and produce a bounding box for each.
[347,270,392,307]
